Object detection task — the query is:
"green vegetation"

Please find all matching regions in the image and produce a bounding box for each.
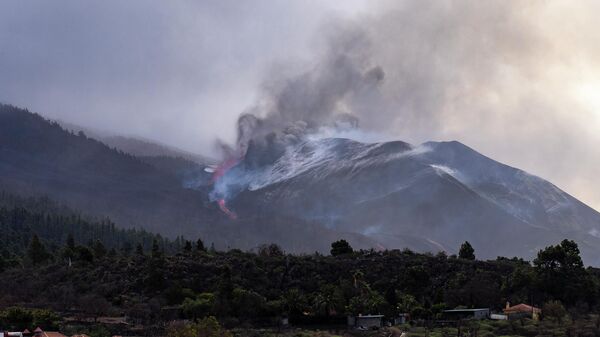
[2,190,600,336]
[330,239,353,256]
[0,191,186,268]
[458,241,475,260]
[0,307,61,331]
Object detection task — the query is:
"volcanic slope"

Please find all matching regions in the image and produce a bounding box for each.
[228,137,600,262]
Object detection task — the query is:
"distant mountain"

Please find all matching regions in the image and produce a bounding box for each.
[100,135,214,165]
[58,121,214,165]
[224,137,600,262]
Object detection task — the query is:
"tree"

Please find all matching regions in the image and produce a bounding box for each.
[66,233,75,250]
[213,267,234,317]
[0,255,5,272]
[166,316,231,337]
[92,239,107,259]
[330,239,353,256]
[147,240,166,291]
[534,239,588,303]
[182,293,215,319]
[31,308,61,330]
[121,241,133,256]
[74,245,94,264]
[136,243,144,256]
[231,288,267,319]
[0,307,34,330]
[347,290,385,315]
[312,285,344,316]
[184,240,192,253]
[151,239,162,259]
[27,234,50,265]
[543,300,567,324]
[196,238,206,252]
[459,241,475,260]
[196,316,232,337]
[61,233,76,262]
[258,243,284,257]
[166,321,197,337]
[281,289,308,317]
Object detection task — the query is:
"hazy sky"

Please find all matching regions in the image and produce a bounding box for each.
[1,1,600,211]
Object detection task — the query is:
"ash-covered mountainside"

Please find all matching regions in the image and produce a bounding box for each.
[224,137,600,262]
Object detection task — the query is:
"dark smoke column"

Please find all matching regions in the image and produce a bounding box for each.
[209,24,385,218]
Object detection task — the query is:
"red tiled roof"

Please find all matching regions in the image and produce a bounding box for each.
[504,303,541,314]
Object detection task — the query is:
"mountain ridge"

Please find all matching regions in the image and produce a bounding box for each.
[3,103,600,263]
[224,137,600,262]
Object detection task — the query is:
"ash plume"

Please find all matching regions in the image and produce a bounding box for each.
[235,24,384,168]
[210,23,385,208]
[211,0,600,216]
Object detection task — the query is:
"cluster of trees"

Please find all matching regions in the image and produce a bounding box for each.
[1,190,599,333]
[1,231,599,330]
[0,191,196,270]
[0,307,61,331]
[166,316,231,337]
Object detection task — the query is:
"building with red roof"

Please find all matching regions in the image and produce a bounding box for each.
[503,303,541,320]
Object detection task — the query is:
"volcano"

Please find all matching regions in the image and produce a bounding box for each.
[217,137,600,263]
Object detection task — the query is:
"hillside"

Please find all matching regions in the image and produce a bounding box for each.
[0,191,180,264]
[0,104,222,237]
[221,137,600,262]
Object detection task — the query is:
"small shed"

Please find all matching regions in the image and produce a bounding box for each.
[490,314,508,320]
[352,314,384,329]
[443,308,490,320]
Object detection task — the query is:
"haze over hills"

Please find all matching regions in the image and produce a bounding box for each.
[58,120,215,165]
[0,104,220,237]
[3,103,600,263]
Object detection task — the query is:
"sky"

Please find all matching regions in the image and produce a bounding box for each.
[1,0,600,211]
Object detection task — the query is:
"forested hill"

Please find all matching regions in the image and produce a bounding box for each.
[0,191,185,267]
[0,104,222,236]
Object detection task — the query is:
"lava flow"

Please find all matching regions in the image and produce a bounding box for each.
[212,156,241,219]
[211,156,240,183]
[217,198,238,220]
